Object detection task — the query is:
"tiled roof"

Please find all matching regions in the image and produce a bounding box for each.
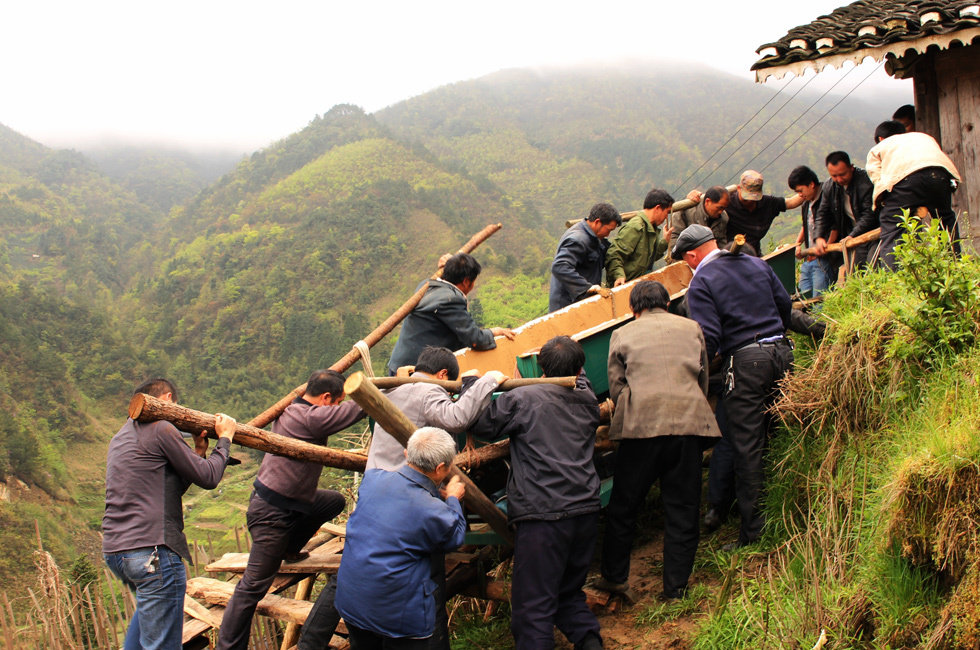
[752,1,980,80]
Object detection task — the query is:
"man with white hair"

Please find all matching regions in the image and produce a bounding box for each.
[335,427,467,648]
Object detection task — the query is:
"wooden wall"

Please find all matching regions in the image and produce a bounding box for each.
[914,44,980,253]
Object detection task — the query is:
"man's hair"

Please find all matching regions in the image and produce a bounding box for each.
[407,427,458,472]
[825,151,851,167]
[703,186,728,203]
[587,202,623,226]
[629,281,670,313]
[538,336,584,378]
[414,346,460,381]
[787,165,819,188]
[134,378,178,402]
[643,189,675,210]
[892,104,915,121]
[875,120,907,142]
[306,369,345,398]
[442,253,482,285]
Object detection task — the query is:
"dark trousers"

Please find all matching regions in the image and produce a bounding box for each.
[707,398,735,515]
[511,513,601,650]
[601,436,703,596]
[297,575,340,650]
[217,489,346,650]
[347,622,432,649]
[723,342,793,544]
[876,167,958,270]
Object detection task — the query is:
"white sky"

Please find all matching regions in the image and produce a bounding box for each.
[3,0,910,152]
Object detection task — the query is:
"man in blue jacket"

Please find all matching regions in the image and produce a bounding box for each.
[675,225,793,548]
[336,427,467,648]
[549,203,622,312]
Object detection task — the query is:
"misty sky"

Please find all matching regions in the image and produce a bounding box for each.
[5,0,909,152]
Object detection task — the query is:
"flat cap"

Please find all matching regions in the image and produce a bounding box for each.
[671,224,715,257]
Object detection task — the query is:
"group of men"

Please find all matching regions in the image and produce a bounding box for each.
[103,102,965,649]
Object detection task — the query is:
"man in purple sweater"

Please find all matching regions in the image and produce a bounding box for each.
[103,378,237,650]
[218,370,366,650]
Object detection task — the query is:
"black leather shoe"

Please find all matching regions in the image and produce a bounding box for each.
[283,550,310,563]
[704,508,723,532]
[575,632,603,650]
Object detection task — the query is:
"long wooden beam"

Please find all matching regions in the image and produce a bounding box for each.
[128,393,367,472]
[565,184,739,227]
[798,227,881,257]
[185,578,312,626]
[343,372,514,545]
[247,223,504,430]
[368,376,577,391]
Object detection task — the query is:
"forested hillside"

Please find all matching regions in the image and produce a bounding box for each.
[0,64,899,596]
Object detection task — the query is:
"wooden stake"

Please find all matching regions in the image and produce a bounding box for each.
[129,393,368,471]
[343,372,514,545]
[730,234,747,254]
[248,222,503,430]
[280,577,314,650]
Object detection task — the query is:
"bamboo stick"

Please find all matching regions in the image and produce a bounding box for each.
[344,372,514,544]
[798,227,881,257]
[565,184,740,227]
[368,375,577,391]
[248,222,504,430]
[129,393,368,471]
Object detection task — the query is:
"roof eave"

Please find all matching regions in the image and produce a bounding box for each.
[753,26,980,82]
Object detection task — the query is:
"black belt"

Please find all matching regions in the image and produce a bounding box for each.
[731,336,791,356]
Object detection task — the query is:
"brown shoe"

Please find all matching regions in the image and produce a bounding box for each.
[283,551,310,563]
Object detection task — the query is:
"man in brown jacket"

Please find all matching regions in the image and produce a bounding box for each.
[597,281,720,600]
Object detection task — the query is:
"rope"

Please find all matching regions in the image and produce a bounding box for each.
[692,73,821,189]
[757,61,886,175]
[671,74,796,195]
[353,340,375,377]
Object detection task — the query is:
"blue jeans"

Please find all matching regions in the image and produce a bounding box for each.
[104,546,186,650]
[798,259,829,298]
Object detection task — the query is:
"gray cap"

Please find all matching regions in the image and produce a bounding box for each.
[672,224,715,257]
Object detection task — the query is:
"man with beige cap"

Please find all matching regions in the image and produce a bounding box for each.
[725,170,803,255]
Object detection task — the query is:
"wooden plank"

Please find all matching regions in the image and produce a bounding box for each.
[182,603,225,644]
[184,595,224,629]
[454,261,693,376]
[206,538,344,574]
[185,578,313,626]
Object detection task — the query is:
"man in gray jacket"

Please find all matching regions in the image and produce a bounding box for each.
[103,378,237,650]
[598,281,720,600]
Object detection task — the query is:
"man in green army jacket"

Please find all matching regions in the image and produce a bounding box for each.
[605,189,675,287]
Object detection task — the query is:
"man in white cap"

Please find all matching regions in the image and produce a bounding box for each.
[725,170,803,256]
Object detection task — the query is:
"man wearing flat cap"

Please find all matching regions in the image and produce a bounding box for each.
[674,224,793,548]
[725,170,803,256]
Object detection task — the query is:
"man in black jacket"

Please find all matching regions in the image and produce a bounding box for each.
[387,253,514,374]
[471,336,603,650]
[812,151,876,270]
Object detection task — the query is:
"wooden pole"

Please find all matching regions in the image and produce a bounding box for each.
[247,222,504,430]
[343,372,514,545]
[729,234,747,254]
[455,437,615,471]
[565,184,739,227]
[128,393,368,471]
[280,577,314,650]
[798,228,881,257]
[368,376,577,391]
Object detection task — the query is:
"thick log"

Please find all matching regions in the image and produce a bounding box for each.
[368,376,577,391]
[248,223,504,430]
[455,437,615,471]
[565,184,739,227]
[185,577,312,626]
[729,234,747,254]
[798,227,881,257]
[128,393,368,472]
[343,372,514,545]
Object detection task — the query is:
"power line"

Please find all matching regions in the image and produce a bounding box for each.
[758,61,886,175]
[671,74,796,195]
[724,62,865,185]
[690,72,821,190]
